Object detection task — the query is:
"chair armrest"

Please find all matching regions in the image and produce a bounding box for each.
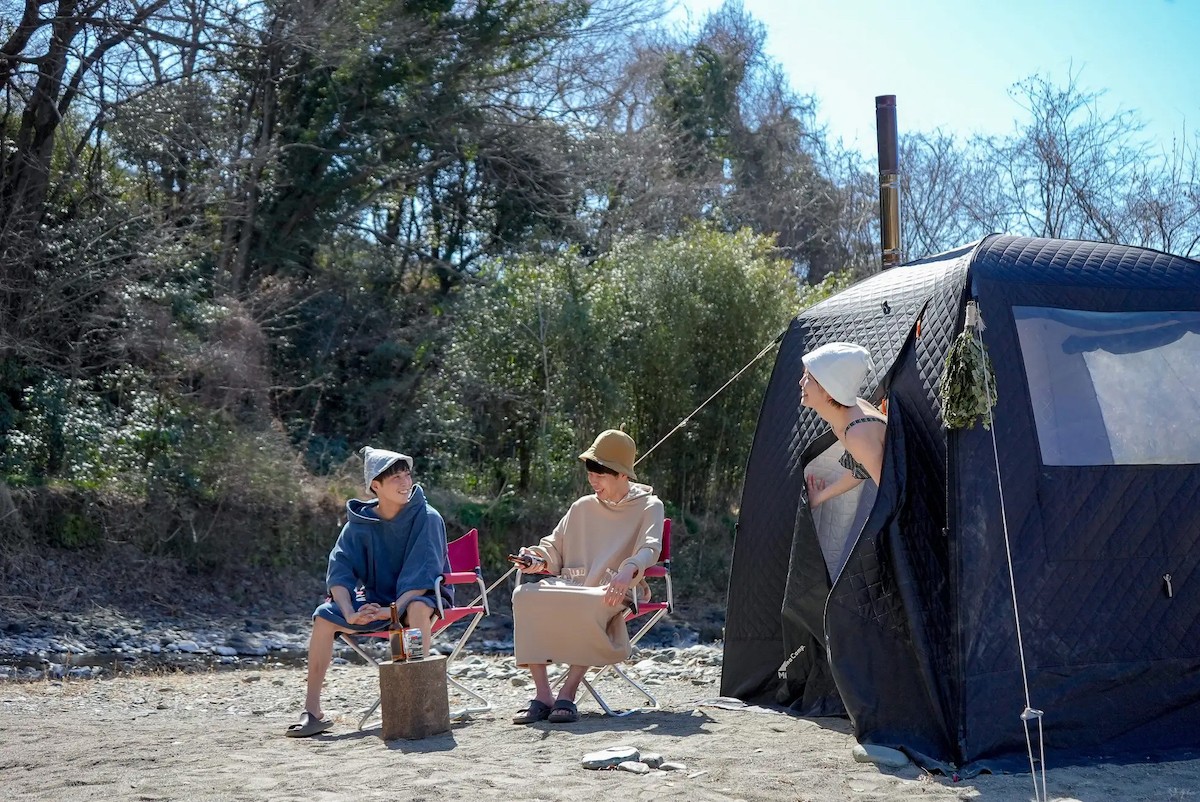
[435,573,491,618]
[442,571,482,585]
[629,563,673,617]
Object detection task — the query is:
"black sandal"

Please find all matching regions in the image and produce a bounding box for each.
[512,699,552,724]
[547,699,579,723]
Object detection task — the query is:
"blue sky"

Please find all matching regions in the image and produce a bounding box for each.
[668,0,1200,156]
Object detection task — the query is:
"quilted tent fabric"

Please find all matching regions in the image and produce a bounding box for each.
[723,234,1200,773]
[721,243,972,706]
[952,236,1200,768]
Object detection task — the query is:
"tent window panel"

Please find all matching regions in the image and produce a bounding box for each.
[1014,308,1200,466]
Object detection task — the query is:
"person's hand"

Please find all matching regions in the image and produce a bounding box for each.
[806,473,827,508]
[604,564,637,607]
[515,549,546,574]
[347,603,385,626]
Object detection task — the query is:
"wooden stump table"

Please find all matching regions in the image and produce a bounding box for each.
[378,655,451,740]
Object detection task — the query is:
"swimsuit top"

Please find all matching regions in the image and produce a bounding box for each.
[838,417,886,481]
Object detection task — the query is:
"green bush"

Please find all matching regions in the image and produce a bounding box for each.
[427,224,801,513]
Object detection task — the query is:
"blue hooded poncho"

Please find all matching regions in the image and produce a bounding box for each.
[313,485,452,630]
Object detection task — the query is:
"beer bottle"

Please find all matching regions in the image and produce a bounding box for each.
[388,602,403,661]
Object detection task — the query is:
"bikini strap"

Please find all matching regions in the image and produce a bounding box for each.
[843,416,886,436]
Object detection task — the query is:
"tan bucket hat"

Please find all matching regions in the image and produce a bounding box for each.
[578,429,637,480]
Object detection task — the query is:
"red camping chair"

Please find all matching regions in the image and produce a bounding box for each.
[562,518,675,716]
[338,528,492,729]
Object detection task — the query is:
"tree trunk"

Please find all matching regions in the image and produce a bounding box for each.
[378,656,451,740]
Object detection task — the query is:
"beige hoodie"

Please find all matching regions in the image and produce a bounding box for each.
[512,483,665,667]
[528,483,664,586]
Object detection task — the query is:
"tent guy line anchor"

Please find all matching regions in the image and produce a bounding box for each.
[974,302,1049,802]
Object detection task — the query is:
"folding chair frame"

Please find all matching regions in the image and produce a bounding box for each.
[338,528,493,729]
[559,518,674,716]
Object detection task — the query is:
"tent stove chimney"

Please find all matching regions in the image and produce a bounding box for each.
[875,94,902,268]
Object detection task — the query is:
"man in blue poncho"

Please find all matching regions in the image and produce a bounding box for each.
[286,446,452,737]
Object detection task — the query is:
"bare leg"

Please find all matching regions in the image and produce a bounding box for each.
[556,665,589,704]
[528,664,555,705]
[405,602,436,652]
[303,616,340,717]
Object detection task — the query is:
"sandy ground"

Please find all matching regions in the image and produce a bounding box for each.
[3,656,1199,802]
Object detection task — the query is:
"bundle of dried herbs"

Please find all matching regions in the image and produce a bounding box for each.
[939,301,997,430]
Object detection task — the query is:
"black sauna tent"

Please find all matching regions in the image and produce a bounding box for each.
[722,235,1200,772]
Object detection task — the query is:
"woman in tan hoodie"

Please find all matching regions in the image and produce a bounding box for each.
[510,429,664,724]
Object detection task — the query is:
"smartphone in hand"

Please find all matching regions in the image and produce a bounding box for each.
[507,553,534,567]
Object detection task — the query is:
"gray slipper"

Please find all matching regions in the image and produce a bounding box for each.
[285,711,333,738]
[512,699,552,725]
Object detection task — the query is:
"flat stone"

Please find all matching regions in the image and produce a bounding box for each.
[618,761,650,774]
[581,746,640,769]
[659,762,687,771]
[640,752,664,768]
[851,743,910,768]
[227,636,268,657]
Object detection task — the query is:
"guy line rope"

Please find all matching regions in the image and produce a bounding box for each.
[465,311,1049,802]
[465,328,787,604]
[970,301,1048,802]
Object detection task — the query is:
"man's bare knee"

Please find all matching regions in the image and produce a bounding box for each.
[406,604,435,627]
[310,616,340,643]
